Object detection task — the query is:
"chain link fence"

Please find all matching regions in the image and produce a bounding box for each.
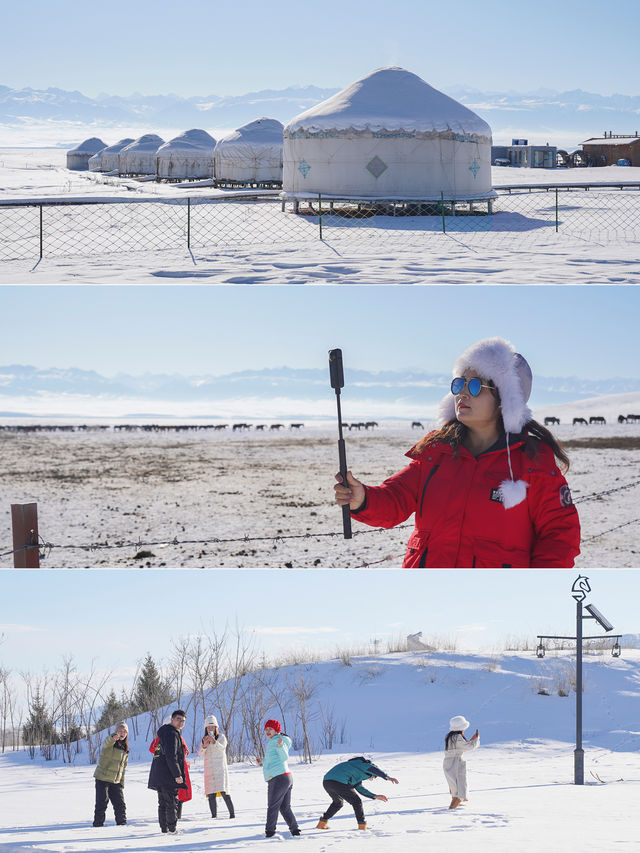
[1,184,640,261]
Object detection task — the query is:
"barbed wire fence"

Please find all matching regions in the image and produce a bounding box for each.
[2,183,640,263]
[4,475,640,567]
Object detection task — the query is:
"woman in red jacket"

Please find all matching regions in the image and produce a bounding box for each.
[334,337,580,568]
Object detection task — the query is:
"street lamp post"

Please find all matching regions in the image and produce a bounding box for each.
[535,575,621,785]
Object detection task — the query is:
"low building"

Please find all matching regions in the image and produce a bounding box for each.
[491,140,556,168]
[581,132,640,166]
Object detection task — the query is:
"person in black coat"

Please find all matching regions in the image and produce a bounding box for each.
[148,710,188,834]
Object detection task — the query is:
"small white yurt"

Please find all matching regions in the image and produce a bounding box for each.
[96,138,135,173]
[66,137,107,171]
[118,134,165,175]
[283,67,493,199]
[156,129,216,180]
[214,118,284,185]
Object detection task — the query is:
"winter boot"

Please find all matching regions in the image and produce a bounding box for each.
[449,797,461,809]
[316,820,329,829]
[291,829,301,836]
[358,823,367,830]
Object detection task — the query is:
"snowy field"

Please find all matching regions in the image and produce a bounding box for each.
[2,650,639,852]
[2,409,639,568]
[1,150,639,284]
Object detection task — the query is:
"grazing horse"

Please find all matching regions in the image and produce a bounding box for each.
[618,415,627,424]
[412,421,424,430]
[626,414,640,422]
[589,416,606,425]
[365,421,378,430]
[544,416,560,426]
[290,423,304,430]
[572,417,588,426]
[270,424,284,430]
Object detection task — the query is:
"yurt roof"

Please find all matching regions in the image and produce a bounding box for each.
[157,129,217,154]
[68,137,108,154]
[101,138,135,154]
[217,118,284,147]
[121,134,165,153]
[285,67,491,137]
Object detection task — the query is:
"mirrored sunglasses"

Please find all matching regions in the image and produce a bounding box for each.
[450,377,492,397]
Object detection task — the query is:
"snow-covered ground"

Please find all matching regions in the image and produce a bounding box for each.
[1,413,639,568]
[2,650,639,852]
[1,149,639,284]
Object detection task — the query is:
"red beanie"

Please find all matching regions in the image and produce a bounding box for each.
[264,719,281,733]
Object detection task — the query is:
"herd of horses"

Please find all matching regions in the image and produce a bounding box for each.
[544,415,640,426]
[1,416,639,434]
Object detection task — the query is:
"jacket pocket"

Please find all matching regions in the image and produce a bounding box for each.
[418,465,440,517]
[472,538,531,568]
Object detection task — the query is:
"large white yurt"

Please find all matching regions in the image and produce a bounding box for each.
[214,118,284,185]
[118,134,165,175]
[283,67,493,199]
[156,129,217,180]
[66,137,107,171]
[95,138,135,173]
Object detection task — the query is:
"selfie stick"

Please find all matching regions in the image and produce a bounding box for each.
[328,348,352,539]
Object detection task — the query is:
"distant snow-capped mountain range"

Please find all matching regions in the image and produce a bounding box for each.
[0,364,637,406]
[1,84,639,145]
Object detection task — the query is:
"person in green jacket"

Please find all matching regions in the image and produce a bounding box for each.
[93,721,129,827]
[316,756,399,830]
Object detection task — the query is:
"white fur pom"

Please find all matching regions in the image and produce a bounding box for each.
[499,478,529,509]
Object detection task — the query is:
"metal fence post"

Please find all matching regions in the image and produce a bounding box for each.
[39,205,43,259]
[11,502,40,568]
[187,197,191,249]
[441,191,446,233]
[318,193,323,240]
[555,188,559,233]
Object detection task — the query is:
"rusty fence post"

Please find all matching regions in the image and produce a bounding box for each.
[11,503,40,568]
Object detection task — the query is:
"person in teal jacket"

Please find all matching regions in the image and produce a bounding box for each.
[316,756,399,830]
[256,719,300,838]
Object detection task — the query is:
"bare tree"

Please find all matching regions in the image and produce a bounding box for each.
[287,669,320,764]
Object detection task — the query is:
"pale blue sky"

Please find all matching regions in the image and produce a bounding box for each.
[2,0,639,97]
[1,570,635,684]
[0,285,638,380]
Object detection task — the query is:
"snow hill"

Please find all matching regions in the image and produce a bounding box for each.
[3,650,639,852]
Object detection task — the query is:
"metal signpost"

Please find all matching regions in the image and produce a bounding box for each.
[535,575,621,785]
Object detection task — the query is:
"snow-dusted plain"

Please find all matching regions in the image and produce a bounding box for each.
[1,149,639,284]
[2,650,639,852]
[1,402,639,567]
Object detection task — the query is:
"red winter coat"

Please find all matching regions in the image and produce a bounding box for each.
[351,434,580,568]
[149,735,192,802]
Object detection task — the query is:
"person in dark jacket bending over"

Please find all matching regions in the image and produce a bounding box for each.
[147,709,188,835]
[316,756,399,830]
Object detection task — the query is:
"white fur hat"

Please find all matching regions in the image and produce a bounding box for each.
[438,337,532,433]
[205,714,219,727]
[438,338,533,509]
[449,715,470,731]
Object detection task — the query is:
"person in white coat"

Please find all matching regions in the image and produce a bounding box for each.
[198,715,235,819]
[443,715,479,809]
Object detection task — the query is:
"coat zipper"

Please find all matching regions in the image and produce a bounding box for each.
[419,464,440,516]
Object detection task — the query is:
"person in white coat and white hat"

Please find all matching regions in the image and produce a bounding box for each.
[198,715,235,819]
[443,715,479,809]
